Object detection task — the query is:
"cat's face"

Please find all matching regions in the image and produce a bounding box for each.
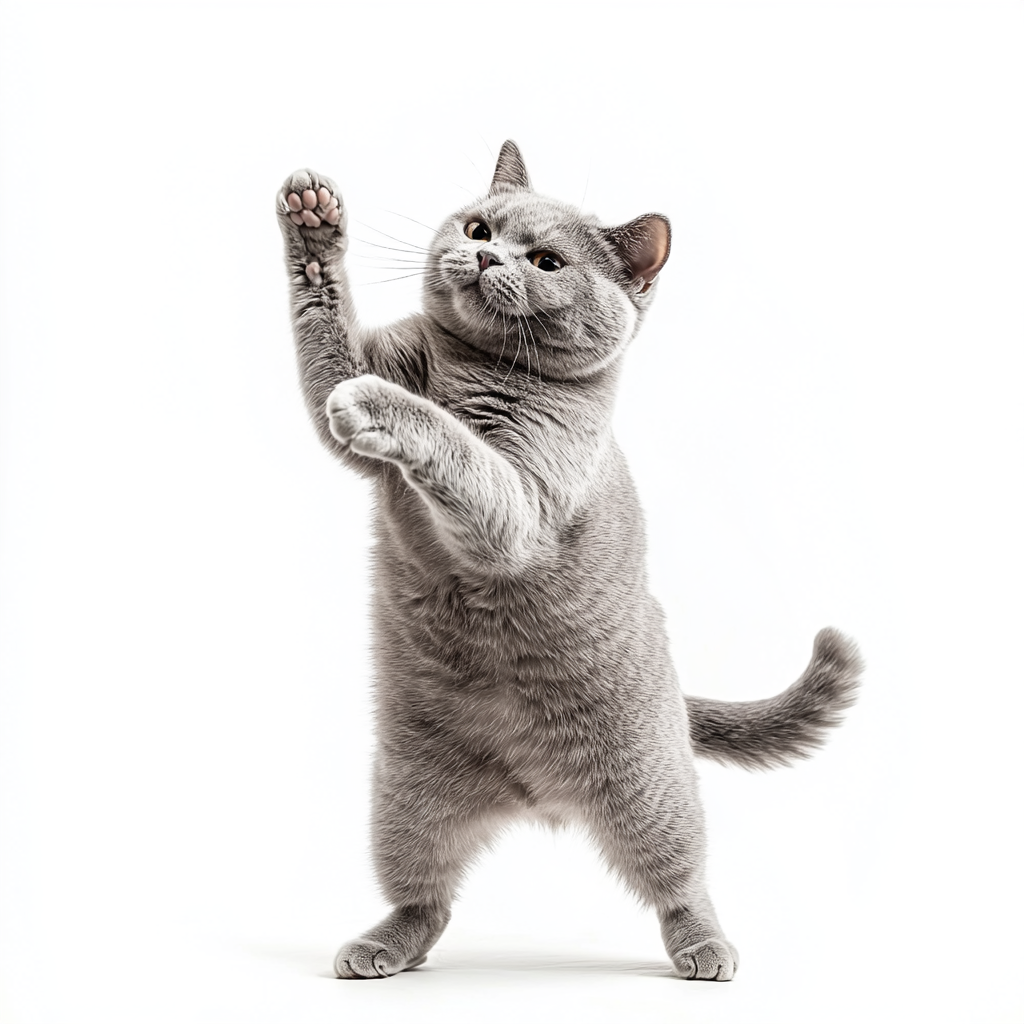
[423,142,670,380]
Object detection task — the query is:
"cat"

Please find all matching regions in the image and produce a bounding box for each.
[276,141,862,982]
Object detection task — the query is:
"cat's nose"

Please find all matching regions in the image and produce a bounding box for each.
[478,251,503,271]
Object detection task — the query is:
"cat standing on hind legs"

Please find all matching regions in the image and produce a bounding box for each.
[276,141,863,981]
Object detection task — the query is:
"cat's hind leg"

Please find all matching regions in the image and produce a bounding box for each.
[334,741,518,979]
[588,751,738,981]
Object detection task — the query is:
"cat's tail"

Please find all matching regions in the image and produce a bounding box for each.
[685,627,863,770]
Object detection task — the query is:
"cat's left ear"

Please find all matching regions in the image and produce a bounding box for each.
[605,214,671,293]
[489,140,532,194]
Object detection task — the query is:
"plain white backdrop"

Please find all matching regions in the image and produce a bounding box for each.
[1,2,1021,1021]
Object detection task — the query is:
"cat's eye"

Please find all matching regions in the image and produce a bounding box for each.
[530,251,563,272]
[465,221,491,241]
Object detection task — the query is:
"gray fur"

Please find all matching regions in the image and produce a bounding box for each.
[276,142,863,982]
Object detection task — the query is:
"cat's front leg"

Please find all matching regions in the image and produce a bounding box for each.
[326,376,541,568]
[276,170,373,466]
[277,171,434,472]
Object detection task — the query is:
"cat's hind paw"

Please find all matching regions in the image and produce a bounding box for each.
[661,907,738,981]
[334,941,426,979]
[670,939,738,981]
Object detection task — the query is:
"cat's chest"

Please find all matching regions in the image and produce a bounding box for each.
[433,380,529,441]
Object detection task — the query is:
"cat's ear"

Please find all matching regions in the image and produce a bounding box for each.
[489,140,532,194]
[605,214,672,293]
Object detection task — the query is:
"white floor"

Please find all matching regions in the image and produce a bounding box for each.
[2,758,1021,1024]
[4,826,1020,1024]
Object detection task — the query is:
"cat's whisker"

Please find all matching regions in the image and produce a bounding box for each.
[355,237,431,257]
[357,253,431,265]
[578,155,593,212]
[486,305,506,377]
[356,268,432,276]
[360,272,428,285]
[499,309,516,386]
[506,315,523,386]
[379,208,439,236]
[518,319,529,379]
[523,316,543,384]
[353,219,432,253]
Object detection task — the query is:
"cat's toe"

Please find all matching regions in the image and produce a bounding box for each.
[670,940,738,981]
[334,941,419,979]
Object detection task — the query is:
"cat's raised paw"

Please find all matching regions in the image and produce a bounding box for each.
[334,941,426,980]
[670,940,738,982]
[280,169,343,229]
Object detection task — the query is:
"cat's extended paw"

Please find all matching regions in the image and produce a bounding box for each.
[326,375,405,460]
[279,168,343,229]
[669,939,738,982]
[277,169,347,270]
[334,941,427,980]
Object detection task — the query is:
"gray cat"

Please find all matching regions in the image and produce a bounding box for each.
[276,141,862,982]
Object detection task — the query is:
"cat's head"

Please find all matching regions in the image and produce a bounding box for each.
[424,141,671,379]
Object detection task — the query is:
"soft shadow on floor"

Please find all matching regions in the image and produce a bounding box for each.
[247,943,675,980]
[423,949,674,978]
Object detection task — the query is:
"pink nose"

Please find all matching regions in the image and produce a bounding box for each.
[478,251,502,271]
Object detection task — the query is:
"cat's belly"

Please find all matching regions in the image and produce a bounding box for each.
[374,572,683,808]
[369,485,684,807]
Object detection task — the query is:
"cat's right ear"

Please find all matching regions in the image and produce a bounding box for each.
[489,140,532,194]
[605,214,672,294]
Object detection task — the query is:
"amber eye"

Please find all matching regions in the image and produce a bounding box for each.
[465,221,491,241]
[530,251,563,272]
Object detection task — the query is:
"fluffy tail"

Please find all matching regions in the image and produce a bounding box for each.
[685,627,863,770]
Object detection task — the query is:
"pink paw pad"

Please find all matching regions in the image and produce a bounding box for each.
[285,184,341,228]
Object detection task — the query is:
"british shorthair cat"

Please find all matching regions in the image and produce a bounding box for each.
[276,141,861,981]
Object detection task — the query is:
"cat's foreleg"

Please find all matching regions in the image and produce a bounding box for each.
[325,375,541,568]
[277,171,365,457]
[278,171,432,476]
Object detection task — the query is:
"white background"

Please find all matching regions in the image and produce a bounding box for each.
[1,2,1021,1022]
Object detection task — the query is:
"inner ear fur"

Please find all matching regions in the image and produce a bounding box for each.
[489,140,532,194]
[606,214,672,293]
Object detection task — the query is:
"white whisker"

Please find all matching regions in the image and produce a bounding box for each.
[354,237,430,256]
[361,272,427,285]
[353,219,432,252]
[379,209,438,236]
